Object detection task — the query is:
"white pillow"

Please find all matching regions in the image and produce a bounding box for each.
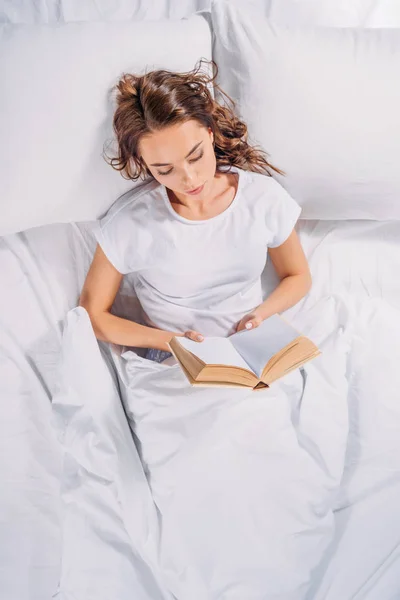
[268,0,400,28]
[211,1,400,220]
[0,17,212,235]
[0,0,213,23]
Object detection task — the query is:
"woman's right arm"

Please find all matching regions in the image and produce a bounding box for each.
[79,244,182,352]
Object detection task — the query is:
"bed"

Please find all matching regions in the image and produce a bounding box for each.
[2,218,400,599]
[1,1,400,599]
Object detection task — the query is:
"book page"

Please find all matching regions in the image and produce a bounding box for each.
[176,337,253,372]
[229,315,299,378]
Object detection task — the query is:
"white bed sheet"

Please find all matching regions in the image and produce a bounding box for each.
[1,218,400,599]
[3,0,400,27]
[0,0,263,24]
[312,298,400,600]
[262,220,400,309]
[0,224,90,600]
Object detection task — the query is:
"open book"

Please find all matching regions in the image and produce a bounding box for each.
[168,314,321,390]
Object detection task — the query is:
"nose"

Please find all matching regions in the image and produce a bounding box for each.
[181,165,196,188]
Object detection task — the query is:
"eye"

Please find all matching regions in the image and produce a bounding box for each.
[157,167,173,176]
[157,150,203,176]
[189,151,204,163]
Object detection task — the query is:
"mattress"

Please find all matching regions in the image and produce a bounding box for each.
[1,218,400,598]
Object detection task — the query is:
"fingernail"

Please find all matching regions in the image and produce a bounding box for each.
[197,335,204,341]
[245,322,253,330]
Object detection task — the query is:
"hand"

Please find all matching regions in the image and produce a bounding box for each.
[182,330,204,342]
[235,309,263,333]
[157,329,204,352]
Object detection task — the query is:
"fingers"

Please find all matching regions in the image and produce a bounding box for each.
[237,315,262,332]
[245,316,262,330]
[236,320,244,332]
[185,330,204,342]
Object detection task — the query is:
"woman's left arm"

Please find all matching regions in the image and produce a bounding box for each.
[236,230,312,332]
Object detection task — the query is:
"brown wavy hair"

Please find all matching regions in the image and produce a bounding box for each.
[107,59,283,180]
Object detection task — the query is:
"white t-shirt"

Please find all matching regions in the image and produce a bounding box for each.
[95,167,301,337]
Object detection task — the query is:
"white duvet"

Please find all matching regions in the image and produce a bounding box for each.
[2,219,400,598]
[53,294,354,599]
[52,283,400,599]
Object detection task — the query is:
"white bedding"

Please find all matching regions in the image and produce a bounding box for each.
[2,3,400,598]
[1,218,400,598]
[2,0,400,26]
[53,298,351,599]
[0,0,214,23]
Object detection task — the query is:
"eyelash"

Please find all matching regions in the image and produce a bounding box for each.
[158,151,204,176]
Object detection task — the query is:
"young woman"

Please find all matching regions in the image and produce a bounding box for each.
[79,62,311,363]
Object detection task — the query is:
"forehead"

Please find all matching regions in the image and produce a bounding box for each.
[140,120,206,164]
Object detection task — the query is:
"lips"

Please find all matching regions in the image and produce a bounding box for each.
[186,183,205,195]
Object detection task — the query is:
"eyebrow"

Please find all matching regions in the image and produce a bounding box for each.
[150,141,203,167]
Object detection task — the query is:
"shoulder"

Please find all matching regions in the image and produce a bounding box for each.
[237,168,302,247]
[94,178,163,274]
[239,169,300,211]
[98,178,161,233]
[239,168,291,201]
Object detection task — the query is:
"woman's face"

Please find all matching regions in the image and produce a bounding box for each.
[139,120,216,200]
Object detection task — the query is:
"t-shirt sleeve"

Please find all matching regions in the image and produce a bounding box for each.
[266,178,302,248]
[94,208,135,275]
